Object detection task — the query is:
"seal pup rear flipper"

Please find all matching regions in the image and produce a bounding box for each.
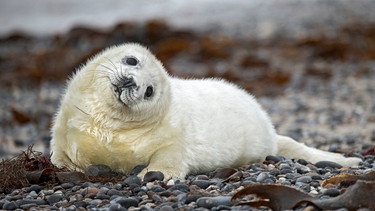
[276,135,361,166]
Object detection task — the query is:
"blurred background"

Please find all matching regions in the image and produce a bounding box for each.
[1,0,375,158]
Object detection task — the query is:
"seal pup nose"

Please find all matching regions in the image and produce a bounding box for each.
[120,77,137,88]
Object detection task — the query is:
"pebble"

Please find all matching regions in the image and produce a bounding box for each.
[196,196,233,209]
[111,197,139,208]
[323,188,341,197]
[85,164,113,176]
[256,172,270,182]
[143,171,164,182]
[124,176,142,186]
[296,175,312,183]
[192,180,212,189]
[315,161,343,169]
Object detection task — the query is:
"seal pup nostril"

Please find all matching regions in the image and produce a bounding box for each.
[120,77,137,88]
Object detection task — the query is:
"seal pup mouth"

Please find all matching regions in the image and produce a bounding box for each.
[105,51,156,107]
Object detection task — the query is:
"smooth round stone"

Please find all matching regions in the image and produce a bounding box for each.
[192,180,212,189]
[265,155,283,163]
[221,184,236,192]
[88,199,102,206]
[124,175,142,186]
[74,200,88,208]
[150,185,166,192]
[169,184,190,192]
[3,201,18,210]
[107,189,124,196]
[61,183,74,189]
[196,196,233,209]
[323,188,340,197]
[315,161,343,169]
[85,164,113,176]
[143,171,164,182]
[297,159,309,165]
[28,185,42,193]
[296,176,312,183]
[27,191,38,199]
[109,203,127,211]
[256,172,270,182]
[280,168,293,174]
[185,194,202,204]
[295,182,310,192]
[111,197,139,209]
[46,193,64,205]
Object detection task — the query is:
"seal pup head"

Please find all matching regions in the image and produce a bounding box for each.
[74,43,171,125]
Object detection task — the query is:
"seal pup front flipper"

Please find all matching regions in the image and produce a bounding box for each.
[276,135,361,166]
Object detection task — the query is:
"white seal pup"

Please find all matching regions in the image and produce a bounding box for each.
[50,43,361,179]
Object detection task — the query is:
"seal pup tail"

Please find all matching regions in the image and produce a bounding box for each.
[276,135,361,167]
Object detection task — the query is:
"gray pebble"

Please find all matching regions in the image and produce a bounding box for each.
[20,203,37,209]
[323,188,340,197]
[85,164,113,176]
[89,199,102,206]
[150,185,166,192]
[111,197,139,209]
[169,184,190,192]
[46,193,64,205]
[295,182,310,192]
[280,169,293,174]
[196,196,233,209]
[143,171,164,182]
[296,176,312,183]
[109,203,127,211]
[221,184,235,192]
[61,183,74,189]
[28,184,42,193]
[124,175,142,186]
[107,189,124,196]
[256,172,269,182]
[265,155,283,163]
[185,194,202,204]
[3,201,18,210]
[315,161,343,169]
[192,180,212,189]
[17,199,46,206]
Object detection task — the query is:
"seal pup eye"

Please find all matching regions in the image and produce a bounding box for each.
[144,86,153,99]
[122,56,139,66]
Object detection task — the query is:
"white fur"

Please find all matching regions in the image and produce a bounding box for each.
[50,43,361,179]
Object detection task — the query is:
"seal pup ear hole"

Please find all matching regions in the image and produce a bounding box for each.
[122,56,139,66]
[144,86,154,99]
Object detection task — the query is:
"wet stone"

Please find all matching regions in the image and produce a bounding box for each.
[109,203,127,211]
[107,189,124,196]
[85,164,113,176]
[143,171,164,182]
[150,185,166,192]
[28,184,42,193]
[169,184,190,192]
[265,155,283,163]
[111,197,139,209]
[196,196,233,209]
[46,193,64,205]
[315,161,343,169]
[3,201,18,210]
[185,194,202,204]
[61,183,74,189]
[323,188,340,197]
[296,176,312,183]
[192,180,212,189]
[256,172,270,182]
[124,175,142,186]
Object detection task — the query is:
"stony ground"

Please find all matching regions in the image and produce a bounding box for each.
[1,1,375,210]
